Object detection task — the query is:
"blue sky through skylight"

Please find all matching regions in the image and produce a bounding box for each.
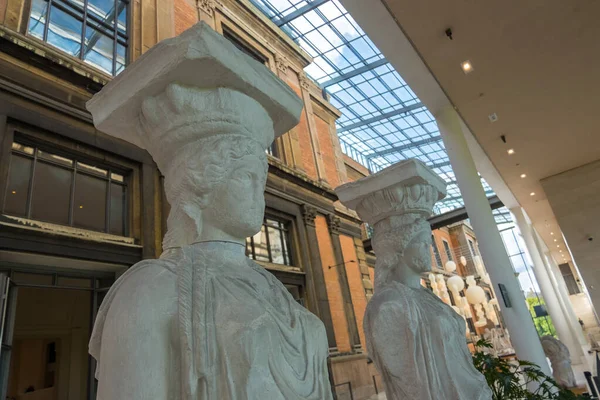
[249,0,503,217]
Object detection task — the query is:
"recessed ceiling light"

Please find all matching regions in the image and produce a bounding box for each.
[554,239,557,242]
[508,149,515,155]
[551,232,554,235]
[530,192,535,196]
[11,190,16,194]
[461,60,473,74]
[557,245,560,248]
[520,174,527,178]
[79,205,84,209]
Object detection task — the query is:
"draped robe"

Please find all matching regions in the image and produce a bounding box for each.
[364,282,492,400]
[90,241,332,400]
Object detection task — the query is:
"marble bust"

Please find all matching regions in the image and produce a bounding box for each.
[541,335,576,388]
[86,23,332,400]
[336,160,492,400]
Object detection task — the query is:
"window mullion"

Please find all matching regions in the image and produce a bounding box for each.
[112,0,118,75]
[264,221,272,263]
[26,150,38,218]
[43,0,52,41]
[279,222,287,265]
[105,173,111,233]
[80,0,89,61]
[69,163,77,226]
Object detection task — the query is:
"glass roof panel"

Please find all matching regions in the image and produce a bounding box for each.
[249,0,497,214]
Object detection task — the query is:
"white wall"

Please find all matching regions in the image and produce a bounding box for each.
[541,159,600,315]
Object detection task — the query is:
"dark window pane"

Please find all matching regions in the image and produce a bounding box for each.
[4,155,33,217]
[28,0,48,40]
[31,162,72,224]
[37,149,73,167]
[47,6,83,56]
[83,27,114,74]
[443,240,453,261]
[109,183,125,235]
[73,173,107,231]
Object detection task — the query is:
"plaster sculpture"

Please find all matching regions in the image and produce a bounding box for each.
[86,22,332,400]
[336,159,492,400]
[541,335,576,388]
[483,328,514,356]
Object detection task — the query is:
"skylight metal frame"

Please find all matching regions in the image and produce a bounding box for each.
[248,0,497,215]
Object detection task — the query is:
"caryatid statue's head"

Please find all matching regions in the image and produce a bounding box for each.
[140,84,273,248]
[85,22,304,250]
[336,159,447,288]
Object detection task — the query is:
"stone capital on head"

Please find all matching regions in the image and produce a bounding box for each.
[86,21,303,174]
[335,159,447,226]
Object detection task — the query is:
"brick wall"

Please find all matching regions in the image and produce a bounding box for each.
[289,84,318,180]
[432,228,455,267]
[314,114,340,187]
[315,215,351,352]
[340,234,367,348]
[174,0,197,35]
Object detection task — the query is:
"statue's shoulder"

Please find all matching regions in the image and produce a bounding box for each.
[366,283,417,323]
[90,257,178,360]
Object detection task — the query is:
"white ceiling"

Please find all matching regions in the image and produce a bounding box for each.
[340,0,600,266]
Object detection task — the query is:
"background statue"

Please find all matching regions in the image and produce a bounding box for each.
[541,335,576,388]
[86,23,332,400]
[336,159,492,400]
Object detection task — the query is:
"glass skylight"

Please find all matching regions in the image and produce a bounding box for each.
[249,0,496,215]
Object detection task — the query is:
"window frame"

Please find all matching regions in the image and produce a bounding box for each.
[442,239,454,262]
[431,235,442,268]
[26,0,130,76]
[246,213,295,267]
[3,130,131,236]
[467,238,477,257]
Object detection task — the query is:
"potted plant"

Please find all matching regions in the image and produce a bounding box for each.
[472,340,586,399]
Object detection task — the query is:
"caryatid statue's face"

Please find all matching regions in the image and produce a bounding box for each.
[403,224,433,274]
[201,152,268,241]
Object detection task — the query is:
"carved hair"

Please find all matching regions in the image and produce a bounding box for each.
[372,213,431,289]
[162,134,267,249]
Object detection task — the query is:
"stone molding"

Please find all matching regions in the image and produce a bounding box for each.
[198,0,223,17]
[326,214,341,235]
[302,204,318,227]
[275,54,289,74]
[300,73,310,90]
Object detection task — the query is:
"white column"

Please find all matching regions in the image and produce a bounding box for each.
[540,248,588,347]
[511,207,584,363]
[435,106,550,374]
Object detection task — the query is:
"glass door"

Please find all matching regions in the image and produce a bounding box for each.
[0,273,17,400]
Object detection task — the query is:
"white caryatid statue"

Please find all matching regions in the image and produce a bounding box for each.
[86,22,332,400]
[541,335,576,388]
[336,159,492,400]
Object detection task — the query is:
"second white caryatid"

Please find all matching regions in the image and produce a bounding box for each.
[86,23,332,400]
[336,159,492,400]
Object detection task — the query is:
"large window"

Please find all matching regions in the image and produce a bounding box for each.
[431,235,442,268]
[246,216,293,266]
[3,140,128,235]
[442,239,454,262]
[27,0,129,75]
[467,238,477,257]
[559,263,581,295]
